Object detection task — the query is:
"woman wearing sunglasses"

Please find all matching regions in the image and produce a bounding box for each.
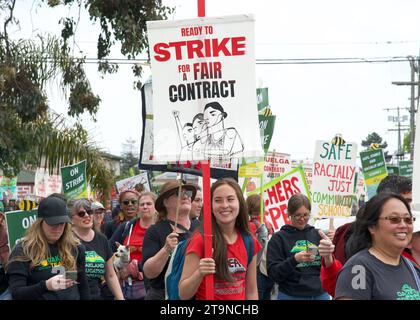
[109,191,157,300]
[141,180,198,300]
[104,190,141,239]
[69,198,124,300]
[335,192,420,300]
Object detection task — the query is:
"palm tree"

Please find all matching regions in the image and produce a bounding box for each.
[1,1,111,198]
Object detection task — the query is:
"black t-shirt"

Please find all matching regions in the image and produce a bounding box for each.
[79,231,113,300]
[7,243,90,300]
[140,219,200,291]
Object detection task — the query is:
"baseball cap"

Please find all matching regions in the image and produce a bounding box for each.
[38,196,71,225]
[92,201,105,211]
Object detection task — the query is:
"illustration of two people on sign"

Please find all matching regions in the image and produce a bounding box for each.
[173,101,244,165]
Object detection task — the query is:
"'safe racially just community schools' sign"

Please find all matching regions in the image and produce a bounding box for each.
[147,15,263,164]
[311,141,358,218]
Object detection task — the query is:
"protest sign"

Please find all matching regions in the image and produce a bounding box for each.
[256,87,269,111]
[60,160,88,199]
[249,166,310,231]
[34,167,62,198]
[399,160,413,178]
[386,165,400,176]
[147,15,263,163]
[5,209,38,250]
[311,141,358,218]
[360,149,388,199]
[0,176,17,200]
[116,172,151,193]
[259,115,276,153]
[264,151,291,182]
[138,78,239,179]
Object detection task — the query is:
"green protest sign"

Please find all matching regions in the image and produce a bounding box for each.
[399,160,413,178]
[256,87,269,111]
[360,149,388,199]
[60,160,88,199]
[5,209,38,250]
[386,165,400,176]
[259,115,276,153]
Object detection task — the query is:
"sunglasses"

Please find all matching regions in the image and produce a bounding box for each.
[170,189,193,198]
[122,199,139,206]
[380,216,416,225]
[75,209,93,218]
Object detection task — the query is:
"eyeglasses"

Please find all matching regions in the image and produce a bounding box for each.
[379,216,416,225]
[291,213,310,220]
[122,199,139,206]
[75,209,93,218]
[170,189,193,198]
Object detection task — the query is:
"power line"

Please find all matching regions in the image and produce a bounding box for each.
[79,56,412,65]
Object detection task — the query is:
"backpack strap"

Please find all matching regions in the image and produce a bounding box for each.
[402,256,420,291]
[240,230,254,266]
[167,219,191,234]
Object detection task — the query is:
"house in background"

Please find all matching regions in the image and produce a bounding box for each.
[13,152,122,201]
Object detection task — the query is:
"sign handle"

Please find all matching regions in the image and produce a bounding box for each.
[202,159,214,300]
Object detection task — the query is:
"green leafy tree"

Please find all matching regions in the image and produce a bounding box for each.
[361,132,388,150]
[119,138,140,179]
[46,0,173,89]
[403,130,412,154]
[361,132,390,161]
[1,0,171,197]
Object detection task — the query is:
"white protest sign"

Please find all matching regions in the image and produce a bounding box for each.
[115,172,150,193]
[249,166,311,232]
[147,15,263,163]
[311,141,358,218]
[34,168,62,198]
[264,152,291,184]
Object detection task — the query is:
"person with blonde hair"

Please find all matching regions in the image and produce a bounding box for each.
[6,195,90,299]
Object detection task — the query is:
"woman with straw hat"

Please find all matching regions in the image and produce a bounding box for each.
[141,180,198,300]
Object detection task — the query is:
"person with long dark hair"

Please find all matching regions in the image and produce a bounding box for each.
[179,178,261,300]
[335,192,420,300]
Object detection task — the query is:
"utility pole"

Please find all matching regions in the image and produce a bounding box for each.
[384,107,409,162]
[392,55,419,160]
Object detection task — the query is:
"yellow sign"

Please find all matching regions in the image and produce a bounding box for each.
[238,161,264,177]
[19,200,37,211]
